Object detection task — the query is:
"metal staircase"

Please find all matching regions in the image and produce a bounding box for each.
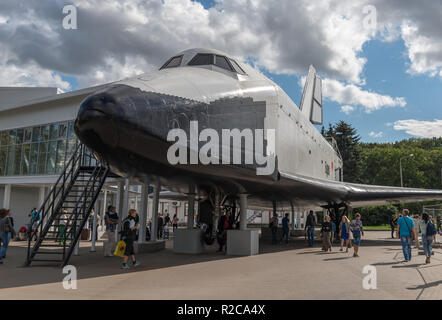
[25,143,109,267]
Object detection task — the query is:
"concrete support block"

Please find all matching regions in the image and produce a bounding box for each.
[227,229,259,256]
[134,240,165,254]
[173,228,204,254]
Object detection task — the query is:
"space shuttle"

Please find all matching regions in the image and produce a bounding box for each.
[74,48,442,215]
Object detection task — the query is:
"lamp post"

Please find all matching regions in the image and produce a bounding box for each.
[400,154,414,187]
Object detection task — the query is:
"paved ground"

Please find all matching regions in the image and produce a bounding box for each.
[0,231,441,300]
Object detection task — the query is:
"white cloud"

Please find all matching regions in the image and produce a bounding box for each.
[0,48,71,90]
[393,119,442,138]
[401,21,442,77]
[369,131,383,138]
[0,0,441,90]
[340,105,355,115]
[322,78,406,113]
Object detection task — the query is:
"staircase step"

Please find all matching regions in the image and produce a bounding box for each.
[34,251,64,255]
[31,259,64,263]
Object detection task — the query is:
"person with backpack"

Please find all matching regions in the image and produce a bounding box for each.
[104,206,119,257]
[390,214,397,239]
[281,213,290,245]
[30,207,40,240]
[420,213,437,264]
[120,209,140,269]
[396,209,415,262]
[305,210,316,247]
[0,208,16,264]
[321,215,332,252]
[339,215,350,252]
[350,213,364,257]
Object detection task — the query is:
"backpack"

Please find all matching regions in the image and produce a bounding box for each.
[426,221,436,237]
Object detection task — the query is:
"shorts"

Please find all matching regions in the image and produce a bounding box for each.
[341,233,349,240]
[353,236,361,246]
[124,237,135,256]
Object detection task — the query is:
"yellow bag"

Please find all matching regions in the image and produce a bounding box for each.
[114,240,126,257]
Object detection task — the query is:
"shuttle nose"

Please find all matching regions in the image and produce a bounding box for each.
[75,89,121,152]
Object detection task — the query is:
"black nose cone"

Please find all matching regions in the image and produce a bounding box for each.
[75,89,120,153]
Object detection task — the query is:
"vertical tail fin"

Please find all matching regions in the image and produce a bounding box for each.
[300,65,323,125]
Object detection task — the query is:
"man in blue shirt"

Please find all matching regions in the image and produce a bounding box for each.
[281,213,290,245]
[396,209,415,262]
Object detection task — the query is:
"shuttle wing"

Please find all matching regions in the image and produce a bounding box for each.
[278,171,442,208]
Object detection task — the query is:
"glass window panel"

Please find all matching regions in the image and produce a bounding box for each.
[46,141,56,174]
[161,55,183,69]
[0,131,8,146]
[0,146,7,176]
[8,130,16,145]
[24,128,32,142]
[188,54,213,66]
[22,144,30,175]
[58,123,67,138]
[215,55,233,71]
[41,125,49,141]
[55,140,66,173]
[30,143,39,175]
[49,123,58,140]
[32,127,41,142]
[67,121,76,139]
[229,59,246,75]
[37,142,48,174]
[16,129,24,145]
[14,145,22,175]
[6,145,16,175]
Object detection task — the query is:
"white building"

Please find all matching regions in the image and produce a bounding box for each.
[0,87,191,232]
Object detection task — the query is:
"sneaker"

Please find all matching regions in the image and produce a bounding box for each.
[121,263,130,269]
[132,261,140,267]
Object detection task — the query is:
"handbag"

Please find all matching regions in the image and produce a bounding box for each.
[113,240,126,257]
[403,217,415,241]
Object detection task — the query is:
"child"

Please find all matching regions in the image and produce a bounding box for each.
[120,209,140,269]
[163,223,170,240]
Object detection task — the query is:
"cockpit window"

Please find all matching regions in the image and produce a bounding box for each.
[160,55,183,69]
[188,53,213,66]
[229,59,246,75]
[215,55,234,72]
[187,53,247,75]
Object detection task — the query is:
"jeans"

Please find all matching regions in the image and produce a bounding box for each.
[400,236,412,261]
[307,226,315,247]
[391,226,395,238]
[0,232,10,261]
[281,228,289,244]
[422,235,433,257]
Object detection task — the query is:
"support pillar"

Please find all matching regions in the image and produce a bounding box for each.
[115,180,125,242]
[239,193,248,230]
[123,178,130,215]
[90,201,99,252]
[187,184,195,229]
[139,179,149,244]
[3,184,11,210]
[101,189,107,231]
[150,181,160,241]
[290,200,295,230]
[227,193,259,256]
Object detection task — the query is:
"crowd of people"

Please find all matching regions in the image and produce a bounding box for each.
[1,203,441,268]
